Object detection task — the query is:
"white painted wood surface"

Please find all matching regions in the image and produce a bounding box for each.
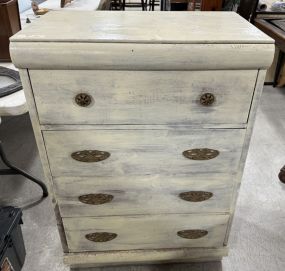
[41,124,247,130]
[43,129,245,177]
[30,70,257,125]
[224,70,267,245]
[64,247,228,267]
[10,43,274,70]
[18,69,69,252]
[11,11,272,44]
[10,11,274,267]
[55,175,233,217]
[64,214,229,252]
[0,64,26,116]
[0,90,27,116]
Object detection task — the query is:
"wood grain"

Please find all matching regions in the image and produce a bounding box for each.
[41,124,247,130]
[43,128,246,177]
[10,11,272,44]
[19,69,69,252]
[10,42,274,70]
[30,70,257,125]
[55,175,233,217]
[224,70,267,245]
[64,214,229,252]
[10,11,274,267]
[64,247,228,267]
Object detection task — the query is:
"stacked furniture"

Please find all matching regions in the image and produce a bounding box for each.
[10,11,273,268]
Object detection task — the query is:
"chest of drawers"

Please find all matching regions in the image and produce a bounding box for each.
[10,11,274,268]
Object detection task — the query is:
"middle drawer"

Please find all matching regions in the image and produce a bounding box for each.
[55,175,233,217]
[43,128,245,177]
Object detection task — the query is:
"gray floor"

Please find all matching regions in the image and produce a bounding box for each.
[0,85,285,271]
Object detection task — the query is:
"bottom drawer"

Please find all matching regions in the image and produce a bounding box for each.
[63,214,229,252]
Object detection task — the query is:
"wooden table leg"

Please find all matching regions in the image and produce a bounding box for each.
[273,50,284,87]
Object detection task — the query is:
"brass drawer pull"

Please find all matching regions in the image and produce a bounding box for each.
[71,150,110,162]
[179,191,213,202]
[85,232,117,242]
[183,148,219,160]
[79,193,113,205]
[200,93,215,106]
[177,229,208,239]
[75,93,92,107]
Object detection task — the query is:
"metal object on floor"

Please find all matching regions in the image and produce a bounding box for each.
[0,66,22,98]
[278,165,285,183]
[0,141,48,198]
[0,66,48,198]
[0,206,26,271]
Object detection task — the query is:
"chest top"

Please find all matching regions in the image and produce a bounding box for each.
[11,11,272,44]
[10,11,274,71]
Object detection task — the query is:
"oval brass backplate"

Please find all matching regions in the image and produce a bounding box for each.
[183,148,219,160]
[179,191,213,202]
[79,194,114,205]
[71,150,110,162]
[85,232,117,242]
[177,230,208,239]
[200,93,215,106]
[75,93,92,107]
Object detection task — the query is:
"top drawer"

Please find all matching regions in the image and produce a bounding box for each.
[29,70,257,125]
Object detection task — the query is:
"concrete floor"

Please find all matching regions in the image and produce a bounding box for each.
[0,85,285,271]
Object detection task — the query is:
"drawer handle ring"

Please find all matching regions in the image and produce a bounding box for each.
[177,230,208,239]
[183,148,219,160]
[179,191,213,202]
[79,193,114,205]
[85,232,117,242]
[71,150,110,162]
[75,93,92,107]
[200,93,215,106]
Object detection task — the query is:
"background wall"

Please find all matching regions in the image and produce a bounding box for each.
[18,0,46,13]
[18,0,31,12]
[262,0,278,10]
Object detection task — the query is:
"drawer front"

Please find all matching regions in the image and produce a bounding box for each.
[30,70,257,125]
[63,214,229,252]
[43,129,245,177]
[55,176,233,217]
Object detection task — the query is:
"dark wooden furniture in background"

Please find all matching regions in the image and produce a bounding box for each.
[255,18,285,87]
[169,0,222,12]
[0,0,21,62]
[61,0,73,8]
[122,0,147,10]
[238,0,258,22]
[200,0,222,11]
[237,0,285,87]
[99,0,157,11]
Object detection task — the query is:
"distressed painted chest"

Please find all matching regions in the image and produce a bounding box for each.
[10,11,274,268]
